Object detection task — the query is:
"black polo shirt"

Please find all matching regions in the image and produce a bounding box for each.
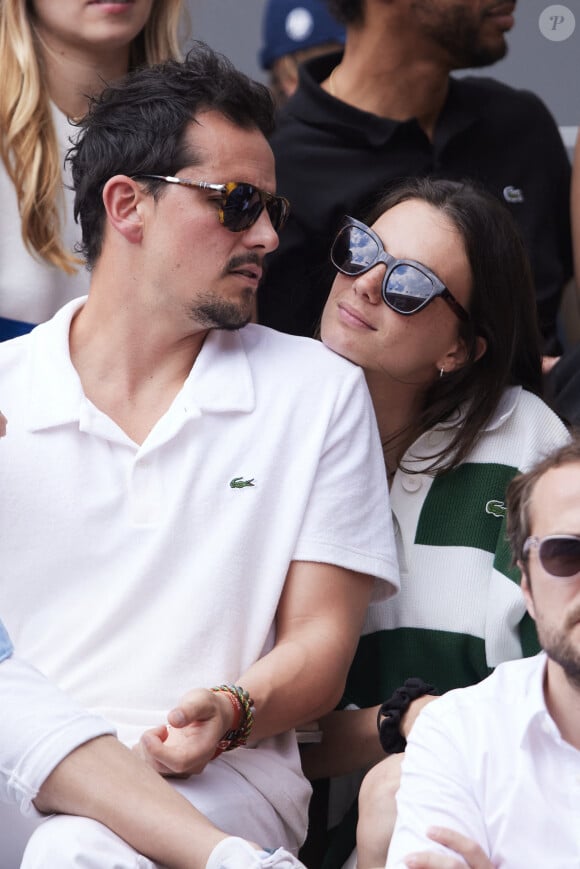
[260,53,572,354]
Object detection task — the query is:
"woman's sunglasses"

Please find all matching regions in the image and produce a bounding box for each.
[523,534,580,578]
[132,174,290,233]
[330,216,470,321]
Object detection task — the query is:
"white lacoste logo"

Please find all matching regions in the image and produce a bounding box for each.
[503,185,524,204]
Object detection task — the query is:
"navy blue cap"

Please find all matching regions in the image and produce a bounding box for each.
[259,0,345,70]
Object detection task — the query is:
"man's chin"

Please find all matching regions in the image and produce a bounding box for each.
[193,302,253,332]
[217,314,252,332]
[463,36,508,68]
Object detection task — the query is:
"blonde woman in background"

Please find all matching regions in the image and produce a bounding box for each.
[0,0,185,341]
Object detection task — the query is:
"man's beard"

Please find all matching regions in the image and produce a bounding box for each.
[411,0,511,69]
[540,606,580,691]
[190,289,254,331]
[190,254,261,331]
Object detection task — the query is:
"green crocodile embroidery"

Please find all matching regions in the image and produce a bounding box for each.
[229,476,255,489]
[485,499,506,518]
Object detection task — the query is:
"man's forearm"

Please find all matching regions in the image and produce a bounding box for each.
[236,564,375,742]
[35,735,225,869]
[145,563,376,777]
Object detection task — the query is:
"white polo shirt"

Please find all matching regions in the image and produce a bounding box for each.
[0,298,398,841]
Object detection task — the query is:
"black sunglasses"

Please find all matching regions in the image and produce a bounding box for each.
[523,534,580,578]
[330,216,470,321]
[132,175,290,234]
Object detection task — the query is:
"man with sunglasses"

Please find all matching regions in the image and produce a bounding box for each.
[385,438,580,868]
[0,45,399,867]
[259,0,572,358]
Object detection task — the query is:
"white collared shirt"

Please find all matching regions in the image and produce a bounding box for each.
[387,653,580,867]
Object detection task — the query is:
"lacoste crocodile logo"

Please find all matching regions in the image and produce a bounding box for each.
[503,185,524,204]
[485,499,506,518]
[229,476,255,489]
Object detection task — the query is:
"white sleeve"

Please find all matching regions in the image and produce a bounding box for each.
[0,656,114,815]
[386,699,490,867]
[293,365,399,600]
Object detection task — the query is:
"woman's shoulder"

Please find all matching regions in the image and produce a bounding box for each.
[511,387,569,430]
[483,386,569,470]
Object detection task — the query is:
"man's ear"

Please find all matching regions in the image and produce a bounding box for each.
[102,175,147,246]
[518,561,536,621]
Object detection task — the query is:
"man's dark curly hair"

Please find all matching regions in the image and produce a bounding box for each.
[68,42,275,268]
[325,0,365,25]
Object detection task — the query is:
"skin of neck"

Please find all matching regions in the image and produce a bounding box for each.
[322,6,451,138]
[70,251,207,397]
[34,28,132,119]
[68,243,209,446]
[365,368,428,480]
[543,657,580,751]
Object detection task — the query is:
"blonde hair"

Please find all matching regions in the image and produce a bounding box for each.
[0,0,185,273]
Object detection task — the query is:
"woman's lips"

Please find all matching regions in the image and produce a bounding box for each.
[338,302,377,330]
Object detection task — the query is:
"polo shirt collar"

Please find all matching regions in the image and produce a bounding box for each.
[24,298,256,433]
[429,385,521,436]
[179,328,255,415]
[25,297,86,431]
[401,387,521,471]
[287,53,482,150]
[434,75,485,146]
[481,385,521,432]
[289,52,405,148]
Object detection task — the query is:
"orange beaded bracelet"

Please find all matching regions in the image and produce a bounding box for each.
[210,684,255,759]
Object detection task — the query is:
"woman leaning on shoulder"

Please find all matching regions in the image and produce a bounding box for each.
[305,177,569,869]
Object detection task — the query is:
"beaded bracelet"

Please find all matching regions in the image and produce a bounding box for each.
[210,684,255,759]
[377,677,438,755]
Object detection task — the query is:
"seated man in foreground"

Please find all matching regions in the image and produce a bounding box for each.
[0,44,398,867]
[386,438,580,868]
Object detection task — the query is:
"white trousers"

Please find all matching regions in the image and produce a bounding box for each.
[1,758,291,869]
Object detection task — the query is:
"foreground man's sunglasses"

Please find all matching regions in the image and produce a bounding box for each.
[132,174,290,233]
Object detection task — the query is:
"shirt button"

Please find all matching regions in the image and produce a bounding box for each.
[401,475,422,493]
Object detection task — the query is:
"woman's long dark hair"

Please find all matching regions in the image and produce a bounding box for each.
[364,177,543,474]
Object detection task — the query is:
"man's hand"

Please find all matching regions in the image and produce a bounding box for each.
[402,827,494,868]
[134,688,233,777]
